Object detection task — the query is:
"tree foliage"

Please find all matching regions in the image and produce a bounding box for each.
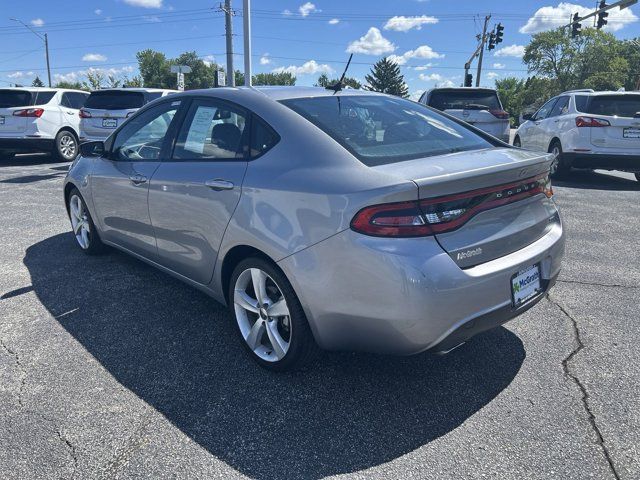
[31,76,45,87]
[315,73,361,89]
[365,58,408,97]
[54,81,87,91]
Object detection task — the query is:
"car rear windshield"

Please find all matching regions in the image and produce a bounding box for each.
[0,90,32,107]
[428,90,501,111]
[84,91,145,110]
[575,94,640,117]
[280,95,493,166]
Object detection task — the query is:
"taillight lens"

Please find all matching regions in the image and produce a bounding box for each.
[79,109,91,118]
[489,109,510,119]
[351,174,553,237]
[575,116,610,127]
[13,108,44,118]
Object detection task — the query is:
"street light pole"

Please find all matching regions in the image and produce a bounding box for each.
[243,0,252,86]
[10,18,52,87]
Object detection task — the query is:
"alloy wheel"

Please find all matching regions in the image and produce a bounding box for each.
[59,134,77,160]
[549,145,561,176]
[69,194,90,249]
[233,268,292,362]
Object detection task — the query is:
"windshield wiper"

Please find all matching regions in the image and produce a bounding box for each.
[463,103,491,110]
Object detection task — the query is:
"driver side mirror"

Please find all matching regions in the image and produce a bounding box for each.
[80,141,105,158]
[521,112,533,121]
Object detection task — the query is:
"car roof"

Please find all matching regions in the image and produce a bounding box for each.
[0,87,87,94]
[428,87,497,93]
[88,88,177,93]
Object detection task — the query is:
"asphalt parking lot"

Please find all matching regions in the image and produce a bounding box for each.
[1,153,639,480]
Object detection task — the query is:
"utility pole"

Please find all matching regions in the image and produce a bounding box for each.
[10,18,52,87]
[222,0,235,87]
[475,15,491,87]
[243,0,252,86]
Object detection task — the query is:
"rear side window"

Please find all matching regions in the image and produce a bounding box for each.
[577,95,640,117]
[61,92,88,109]
[428,90,501,111]
[33,91,56,105]
[281,95,493,167]
[250,117,279,157]
[0,90,32,107]
[84,91,145,110]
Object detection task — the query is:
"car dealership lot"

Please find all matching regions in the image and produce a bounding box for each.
[1,154,639,479]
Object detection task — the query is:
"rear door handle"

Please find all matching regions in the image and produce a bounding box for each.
[129,174,148,186]
[205,179,234,191]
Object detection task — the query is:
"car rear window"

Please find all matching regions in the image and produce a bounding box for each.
[576,94,640,117]
[0,90,33,107]
[84,91,145,110]
[428,90,501,111]
[280,95,493,166]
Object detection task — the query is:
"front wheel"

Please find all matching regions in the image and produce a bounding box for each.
[229,257,319,371]
[67,188,105,254]
[54,130,79,162]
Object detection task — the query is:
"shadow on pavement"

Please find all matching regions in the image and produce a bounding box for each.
[23,233,526,479]
[554,169,639,191]
[0,153,63,168]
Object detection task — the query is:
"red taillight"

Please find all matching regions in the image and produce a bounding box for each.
[351,174,553,237]
[13,108,44,118]
[489,109,509,119]
[79,109,91,118]
[575,116,610,127]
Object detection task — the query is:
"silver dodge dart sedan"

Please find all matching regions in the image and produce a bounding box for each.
[63,86,565,371]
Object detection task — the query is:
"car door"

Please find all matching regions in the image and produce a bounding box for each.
[543,95,570,151]
[147,97,252,285]
[90,99,183,259]
[60,92,88,134]
[527,97,558,151]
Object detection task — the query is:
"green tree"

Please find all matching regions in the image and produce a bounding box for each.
[253,72,296,86]
[365,57,408,97]
[315,73,360,89]
[54,80,87,91]
[495,76,557,126]
[122,75,144,88]
[136,49,172,88]
[31,76,45,87]
[170,51,217,89]
[83,70,105,90]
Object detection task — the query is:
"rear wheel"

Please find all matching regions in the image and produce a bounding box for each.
[513,136,521,148]
[548,140,570,178]
[229,257,319,371]
[54,130,79,162]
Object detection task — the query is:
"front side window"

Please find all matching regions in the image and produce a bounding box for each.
[548,96,569,117]
[112,101,180,161]
[533,98,558,121]
[281,95,492,166]
[172,100,248,160]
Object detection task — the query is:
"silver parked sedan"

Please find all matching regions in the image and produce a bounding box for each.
[64,86,565,371]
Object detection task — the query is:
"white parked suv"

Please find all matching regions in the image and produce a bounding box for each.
[514,89,640,181]
[79,88,176,142]
[419,87,511,143]
[0,87,89,161]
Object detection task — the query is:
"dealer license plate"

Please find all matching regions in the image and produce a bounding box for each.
[0,116,4,125]
[511,263,542,307]
[102,118,117,128]
[623,128,640,139]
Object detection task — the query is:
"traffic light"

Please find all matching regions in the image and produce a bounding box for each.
[597,1,609,29]
[571,12,582,37]
[487,32,496,50]
[464,73,473,87]
[495,23,504,44]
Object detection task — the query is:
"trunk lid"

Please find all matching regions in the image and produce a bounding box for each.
[444,108,506,137]
[83,108,136,132]
[589,115,640,150]
[373,147,557,268]
[0,107,29,134]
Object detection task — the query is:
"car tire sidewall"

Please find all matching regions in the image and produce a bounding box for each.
[635,173,640,183]
[513,136,521,148]
[548,140,569,178]
[228,257,319,371]
[68,188,105,255]
[55,131,79,162]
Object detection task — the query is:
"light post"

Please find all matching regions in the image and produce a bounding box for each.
[10,18,51,87]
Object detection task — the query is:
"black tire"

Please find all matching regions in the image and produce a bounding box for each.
[635,173,640,183]
[548,140,570,178]
[513,136,521,148]
[67,188,105,255]
[54,130,79,162]
[229,257,320,371]
[0,150,15,160]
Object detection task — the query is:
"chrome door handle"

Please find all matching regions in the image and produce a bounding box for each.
[205,179,234,191]
[129,174,147,186]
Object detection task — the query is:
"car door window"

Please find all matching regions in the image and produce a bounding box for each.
[533,98,558,121]
[172,99,248,160]
[60,93,73,108]
[249,116,279,158]
[112,101,180,161]
[548,96,569,117]
[70,92,88,109]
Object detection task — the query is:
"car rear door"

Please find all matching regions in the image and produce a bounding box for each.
[90,99,183,259]
[0,89,33,135]
[583,94,640,150]
[147,97,254,285]
[541,95,570,150]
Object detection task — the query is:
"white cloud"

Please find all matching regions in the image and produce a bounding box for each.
[487,72,500,79]
[383,15,438,32]
[202,55,216,67]
[299,2,319,17]
[122,0,163,8]
[494,44,525,58]
[273,60,333,76]
[282,9,293,16]
[520,2,638,34]
[30,18,44,27]
[413,63,435,71]
[388,45,444,65]
[328,18,340,25]
[53,66,135,84]
[493,63,506,69]
[411,89,425,101]
[419,73,455,87]
[260,54,271,65]
[346,27,396,55]
[82,53,107,62]
[8,71,34,79]
[94,9,103,15]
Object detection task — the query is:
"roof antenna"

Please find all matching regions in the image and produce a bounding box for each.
[326,54,353,94]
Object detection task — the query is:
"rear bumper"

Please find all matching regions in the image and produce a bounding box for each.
[0,137,54,152]
[79,132,111,142]
[278,217,565,355]
[563,152,640,171]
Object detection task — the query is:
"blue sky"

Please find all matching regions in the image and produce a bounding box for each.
[1,0,639,98]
